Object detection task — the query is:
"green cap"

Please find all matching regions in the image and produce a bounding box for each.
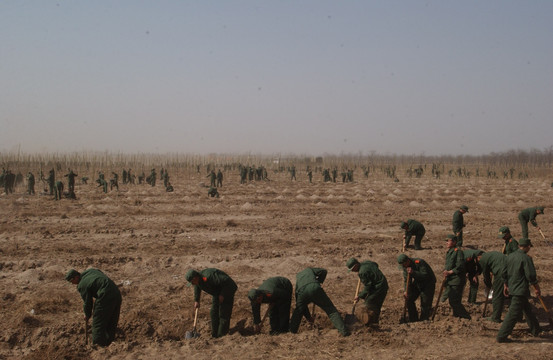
[497,226,510,238]
[185,269,200,283]
[397,254,409,264]
[400,221,407,229]
[445,234,457,241]
[248,289,261,301]
[519,238,533,247]
[346,258,359,271]
[537,206,544,213]
[65,269,80,282]
[460,205,469,212]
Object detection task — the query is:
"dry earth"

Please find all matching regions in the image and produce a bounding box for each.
[1,168,553,359]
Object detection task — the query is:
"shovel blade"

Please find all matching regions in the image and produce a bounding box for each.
[185,330,200,340]
[345,313,358,325]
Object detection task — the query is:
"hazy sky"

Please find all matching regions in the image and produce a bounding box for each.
[1,1,552,156]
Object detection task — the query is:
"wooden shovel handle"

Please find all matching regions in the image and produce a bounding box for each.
[354,278,361,303]
[192,307,199,329]
[534,287,553,327]
[432,279,447,321]
[260,304,273,326]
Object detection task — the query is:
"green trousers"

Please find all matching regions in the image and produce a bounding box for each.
[407,282,435,322]
[447,282,471,319]
[269,299,291,334]
[290,283,349,336]
[497,295,540,341]
[210,293,235,338]
[364,284,389,324]
[91,291,122,346]
[467,277,479,303]
[489,277,505,322]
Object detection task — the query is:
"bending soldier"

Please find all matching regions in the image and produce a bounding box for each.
[479,251,506,323]
[248,276,293,334]
[289,267,349,336]
[65,269,122,347]
[397,254,436,322]
[347,258,389,327]
[518,207,544,239]
[401,219,426,250]
[186,268,237,338]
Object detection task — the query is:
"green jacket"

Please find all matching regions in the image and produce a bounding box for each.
[401,258,436,290]
[77,269,120,318]
[452,210,464,234]
[405,219,425,236]
[444,247,466,286]
[250,277,292,324]
[193,268,237,302]
[519,207,540,227]
[479,251,506,288]
[357,261,388,299]
[295,268,327,291]
[503,237,519,255]
[502,249,537,297]
[463,249,483,277]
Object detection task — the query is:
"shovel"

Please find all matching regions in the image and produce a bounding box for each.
[185,308,200,339]
[345,278,362,325]
[538,229,553,247]
[432,278,447,321]
[534,286,553,328]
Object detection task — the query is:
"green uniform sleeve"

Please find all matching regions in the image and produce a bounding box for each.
[79,287,94,319]
[251,301,261,325]
[525,256,538,285]
[193,285,201,302]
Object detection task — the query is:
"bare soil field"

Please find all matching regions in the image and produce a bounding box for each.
[1,166,553,359]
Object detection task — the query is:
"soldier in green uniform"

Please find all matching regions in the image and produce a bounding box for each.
[65,269,122,347]
[208,187,219,198]
[479,251,506,323]
[47,168,55,195]
[207,170,216,187]
[216,169,223,187]
[151,168,157,186]
[452,205,469,247]
[464,249,483,303]
[27,172,35,194]
[497,226,519,255]
[400,219,426,250]
[397,254,436,322]
[185,268,237,338]
[97,172,108,193]
[346,258,389,327]
[443,234,471,319]
[496,238,541,342]
[54,180,64,200]
[248,276,293,334]
[64,169,78,192]
[518,206,544,239]
[289,267,349,336]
